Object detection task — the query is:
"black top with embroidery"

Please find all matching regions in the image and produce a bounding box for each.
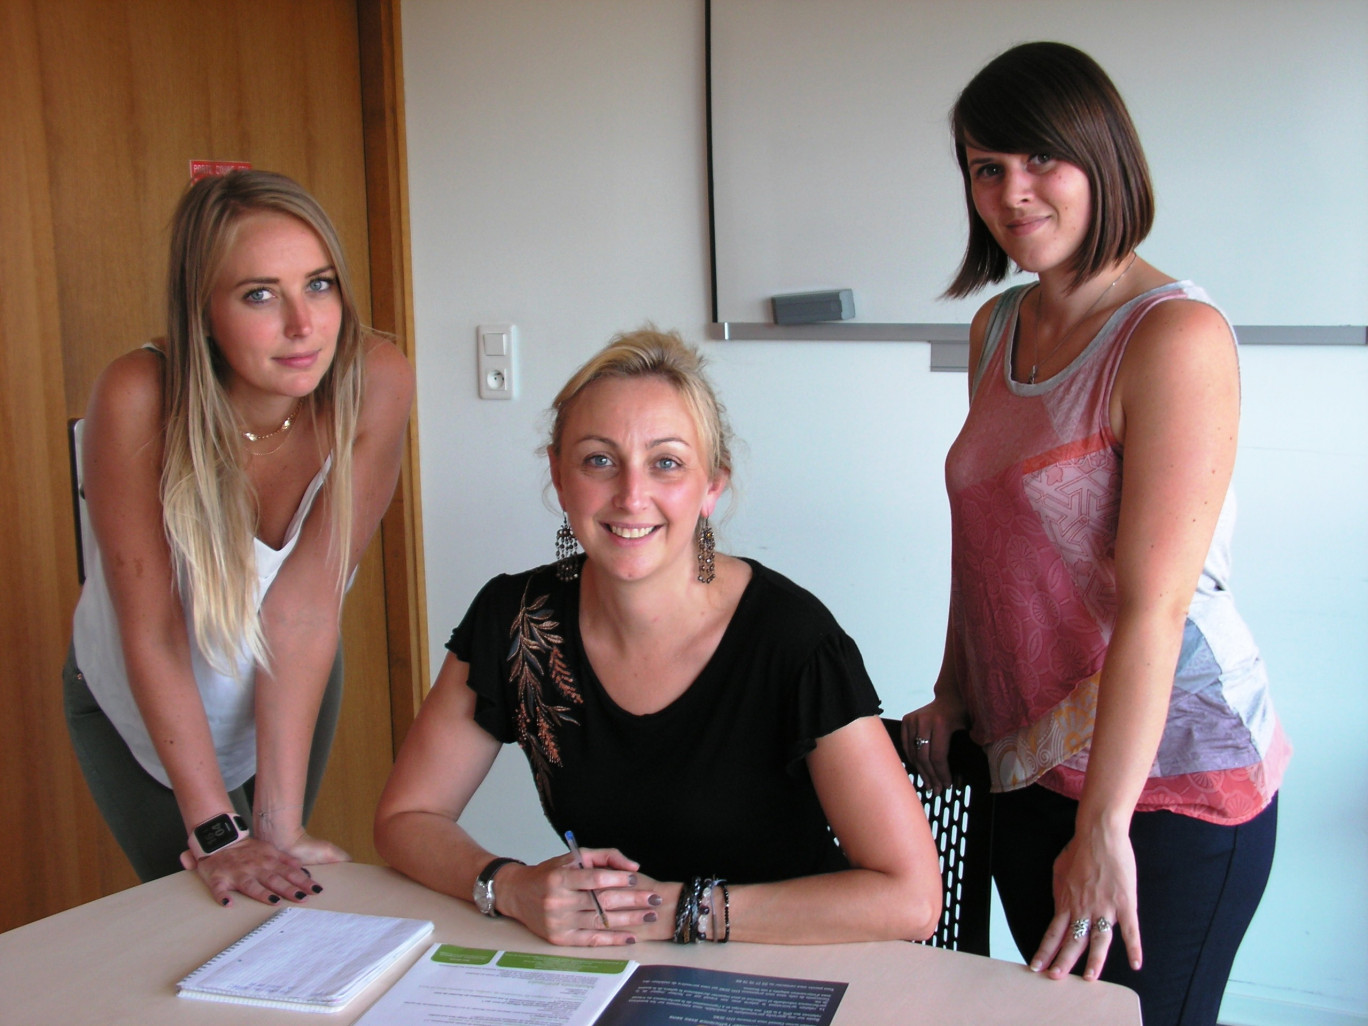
[448,558,882,884]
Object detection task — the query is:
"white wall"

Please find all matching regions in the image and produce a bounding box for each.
[401,0,713,862]
[710,0,1368,328]
[401,3,1368,1023]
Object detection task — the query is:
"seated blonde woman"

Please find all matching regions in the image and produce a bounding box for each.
[375,328,939,946]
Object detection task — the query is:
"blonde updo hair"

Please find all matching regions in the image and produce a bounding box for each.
[547,327,733,482]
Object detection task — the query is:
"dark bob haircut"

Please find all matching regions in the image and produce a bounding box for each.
[944,41,1154,299]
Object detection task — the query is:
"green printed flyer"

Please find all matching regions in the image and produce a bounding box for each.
[354,943,845,1026]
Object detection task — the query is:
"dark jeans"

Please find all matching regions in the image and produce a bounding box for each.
[63,643,344,882]
[991,783,1277,1026]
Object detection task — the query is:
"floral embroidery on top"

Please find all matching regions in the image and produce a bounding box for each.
[507,579,582,812]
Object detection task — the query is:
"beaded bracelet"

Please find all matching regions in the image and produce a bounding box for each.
[715,880,731,943]
[674,876,731,944]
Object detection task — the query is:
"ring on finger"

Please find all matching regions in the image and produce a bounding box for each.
[1070,917,1090,941]
[1093,916,1112,935]
[912,736,931,749]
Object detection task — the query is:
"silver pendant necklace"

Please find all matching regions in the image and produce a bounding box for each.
[1028,253,1137,384]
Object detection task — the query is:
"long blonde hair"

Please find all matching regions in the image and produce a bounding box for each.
[161,170,364,674]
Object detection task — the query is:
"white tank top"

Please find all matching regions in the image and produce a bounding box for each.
[72,425,331,791]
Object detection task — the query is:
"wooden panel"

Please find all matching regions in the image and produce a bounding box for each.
[37,0,377,412]
[0,0,416,929]
[0,0,134,929]
[359,0,430,745]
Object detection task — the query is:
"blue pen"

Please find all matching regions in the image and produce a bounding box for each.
[564,830,610,928]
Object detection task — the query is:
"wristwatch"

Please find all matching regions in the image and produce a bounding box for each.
[188,813,250,860]
[473,857,525,917]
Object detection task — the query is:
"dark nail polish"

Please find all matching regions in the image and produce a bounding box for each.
[269,894,281,903]
[625,937,636,944]
[648,894,662,906]
[220,898,230,906]
[295,891,307,900]
[644,912,657,922]
[311,884,323,894]
[302,868,312,877]
[627,874,638,886]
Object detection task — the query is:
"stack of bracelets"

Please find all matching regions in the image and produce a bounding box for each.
[673,876,730,943]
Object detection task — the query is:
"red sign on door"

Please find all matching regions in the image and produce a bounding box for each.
[189,160,252,181]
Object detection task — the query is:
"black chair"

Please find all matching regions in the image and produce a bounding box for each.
[882,717,993,955]
[69,418,92,585]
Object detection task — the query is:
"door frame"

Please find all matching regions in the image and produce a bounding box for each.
[357,0,429,744]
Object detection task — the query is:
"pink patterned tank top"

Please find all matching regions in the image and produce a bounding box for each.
[945,281,1287,824]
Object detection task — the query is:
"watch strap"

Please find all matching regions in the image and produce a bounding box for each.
[188,812,250,860]
[474,856,525,917]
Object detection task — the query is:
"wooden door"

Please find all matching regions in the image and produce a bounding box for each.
[0,0,422,930]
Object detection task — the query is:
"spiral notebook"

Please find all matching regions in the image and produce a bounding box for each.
[177,906,433,1013]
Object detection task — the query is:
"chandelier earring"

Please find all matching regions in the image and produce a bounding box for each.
[555,513,580,582]
[696,515,716,585]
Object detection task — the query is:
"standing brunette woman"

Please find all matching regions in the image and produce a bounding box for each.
[903,43,1288,1026]
[66,170,413,906]
[377,329,940,947]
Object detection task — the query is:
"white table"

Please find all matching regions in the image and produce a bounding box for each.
[0,862,1140,1025]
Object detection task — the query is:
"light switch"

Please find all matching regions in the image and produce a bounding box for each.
[477,323,516,400]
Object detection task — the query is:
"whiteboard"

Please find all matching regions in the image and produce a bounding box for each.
[710,0,1368,331]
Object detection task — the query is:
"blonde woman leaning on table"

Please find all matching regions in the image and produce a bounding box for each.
[65,170,413,907]
[376,329,940,947]
[902,43,1288,1026]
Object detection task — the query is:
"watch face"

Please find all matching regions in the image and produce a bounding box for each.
[474,858,521,916]
[195,814,244,854]
[474,881,495,915]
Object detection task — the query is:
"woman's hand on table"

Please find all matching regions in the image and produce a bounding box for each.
[500,847,665,946]
[180,836,329,908]
[275,829,351,867]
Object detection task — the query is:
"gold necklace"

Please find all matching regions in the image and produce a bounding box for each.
[245,431,294,457]
[1028,253,1137,384]
[242,398,304,444]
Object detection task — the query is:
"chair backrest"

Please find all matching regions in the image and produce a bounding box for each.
[882,717,993,955]
[69,418,94,585]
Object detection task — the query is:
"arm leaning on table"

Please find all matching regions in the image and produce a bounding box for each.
[374,654,653,947]
[375,654,941,947]
[83,351,322,906]
[83,340,412,908]
[680,712,941,945]
[247,341,413,866]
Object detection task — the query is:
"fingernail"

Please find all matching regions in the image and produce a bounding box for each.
[1028,961,1041,972]
[302,868,312,877]
[627,874,638,886]
[625,937,636,944]
[295,891,307,900]
[644,912,657,922]
[269,894,281,903]
[311,884,323,894]
[220,898,230,906]
[648,894,662,906]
